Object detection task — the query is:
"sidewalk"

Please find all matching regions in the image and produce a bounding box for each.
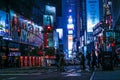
[0,66,57,74]
[92,67,120,80]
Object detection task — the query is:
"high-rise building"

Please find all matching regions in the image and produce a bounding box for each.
[58,0,83,58]
[111,0,120,29]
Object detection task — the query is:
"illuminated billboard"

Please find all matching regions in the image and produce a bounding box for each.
[53,31,59,49]
[86,0,100,32]
[56,28,63,39]
[45,5,56,15]
[0,10,9,36]
[68,35,73,51]
[10,10,21,42]
[10,10,43,47]
[34,25,43,46]
[67,24,74,30]
[68,30,73,34]
[43,15,54,27]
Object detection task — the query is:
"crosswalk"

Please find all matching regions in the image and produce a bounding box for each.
[61,69,81,77]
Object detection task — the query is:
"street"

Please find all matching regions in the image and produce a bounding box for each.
[0,66,92,80]
[93,66,120,80]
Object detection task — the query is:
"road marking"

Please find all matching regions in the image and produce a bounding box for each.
[0,74,29,76]
[62,69,81,77]
[76,70,82,72]
[0,73,41,76]
[66,73,81,77]
[90,71,95,80]
[67,69,75,73]
[8,77,16,80]
[61,72,69,74]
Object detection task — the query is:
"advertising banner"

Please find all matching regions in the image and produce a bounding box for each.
[43,15,54,27]
[10,10,20,42]
[20,19,27,43]
[45,5,56,22]
[34,25,43,46]
[0,10,9,36]
[10,10,43,47]
[45,5,56,15]
[86,0,100,32]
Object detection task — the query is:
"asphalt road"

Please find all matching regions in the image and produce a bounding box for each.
[0,66,92,80]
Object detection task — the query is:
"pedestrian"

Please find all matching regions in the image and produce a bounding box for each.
[79,52,85,70]
[97,50,102,68]
[86,50,91,69]
[91,50,97,70]
[55,51,60,69]
[114,50,119,67]
[59,50,65,72]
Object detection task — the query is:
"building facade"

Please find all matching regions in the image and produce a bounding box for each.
[59,0,83,58]
[0,0,58,68]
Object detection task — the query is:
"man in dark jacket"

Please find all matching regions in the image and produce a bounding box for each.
[59,50,65,71]
[78,52,85,70]
[86,50,91,69]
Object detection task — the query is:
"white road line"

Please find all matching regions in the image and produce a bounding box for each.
[66,73,81,77]
[0,73,41,76]
[0,74,29,76]
[67,69,75,73]
[8,77,16,80]
[62,69,81,77]
[90,71,95,80]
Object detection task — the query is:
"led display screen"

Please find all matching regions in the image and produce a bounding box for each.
[43,15,54,27]
[45,5,56,15]
[86,0,100,32]
[56,28,63,39]
[10,10,43,47]
[0,10,9,36]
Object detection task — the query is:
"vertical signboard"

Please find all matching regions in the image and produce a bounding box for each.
[20,19,27,43]
[48,33,54,47]
[56,28,63,40]
[45,5,56,22]
[43,15,54,27]
[86,0,100,32]
[0,10,9,37]
[10,10,21,42]
[68,35,73,53]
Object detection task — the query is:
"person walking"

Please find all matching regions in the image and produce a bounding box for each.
[114,50,119,67]
[91,50,97,70]
[97,50,102,68]
[86,50,91,69]
[81,53,85,70]
[59,50,65,72]
[79,52,85,70]
[55,51,60,69]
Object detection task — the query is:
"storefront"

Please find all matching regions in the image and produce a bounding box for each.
[0,10,43,68]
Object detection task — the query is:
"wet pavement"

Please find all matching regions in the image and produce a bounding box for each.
[92,66,120,80]
[0,66,93,80]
